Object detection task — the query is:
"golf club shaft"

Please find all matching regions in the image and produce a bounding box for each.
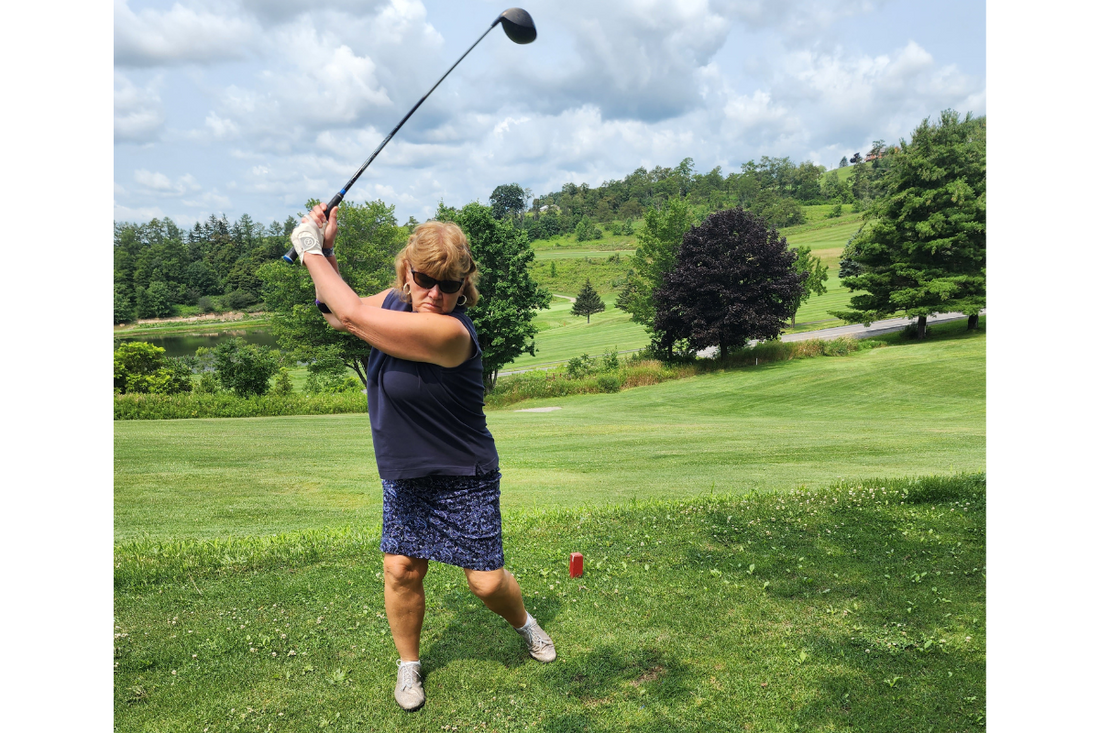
[282,21,501,263]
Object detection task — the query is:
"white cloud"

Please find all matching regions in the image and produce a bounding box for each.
[182,190,232,209]
[114,201,167,222]
[526,0,736,122]
[114,0,257,67]
[205,112,240,140]
[114,72,165,143]
[772,41,985,145]
[134,169,203,196]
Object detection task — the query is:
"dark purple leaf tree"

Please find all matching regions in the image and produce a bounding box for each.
[653,207,806,359]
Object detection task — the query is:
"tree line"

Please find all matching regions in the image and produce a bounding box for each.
[114,214,297,324]
[486,150,892,244]
[114,109,984,397]
[113,151,886,327]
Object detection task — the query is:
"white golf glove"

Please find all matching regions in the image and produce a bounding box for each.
[291,219,326,261]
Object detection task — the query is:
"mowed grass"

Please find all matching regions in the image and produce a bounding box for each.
[779,211,863,329]
[114,474,986,732]
[114,324,984,542]
[506,296,650,371]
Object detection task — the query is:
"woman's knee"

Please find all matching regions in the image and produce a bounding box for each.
[384,554,428,589]
[465,568,509,599]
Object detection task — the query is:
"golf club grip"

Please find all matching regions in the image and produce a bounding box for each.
[282,195,344,263]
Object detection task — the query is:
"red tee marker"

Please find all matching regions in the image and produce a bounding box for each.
[569,552,584,578]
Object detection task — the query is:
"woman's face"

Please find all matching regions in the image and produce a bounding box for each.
[405,266,465,314]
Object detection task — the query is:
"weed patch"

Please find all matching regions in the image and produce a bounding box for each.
[486,336,884,409]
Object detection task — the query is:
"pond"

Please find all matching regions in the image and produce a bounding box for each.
[114,329,281,358]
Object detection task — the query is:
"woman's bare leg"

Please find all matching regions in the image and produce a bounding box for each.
[464,567,527,628]
[383,553,429,661]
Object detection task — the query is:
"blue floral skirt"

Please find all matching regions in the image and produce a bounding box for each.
[379,469,504,571]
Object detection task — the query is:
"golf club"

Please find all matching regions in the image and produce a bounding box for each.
[282,7,537,263]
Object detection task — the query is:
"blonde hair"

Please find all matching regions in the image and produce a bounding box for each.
[392,220,480,308]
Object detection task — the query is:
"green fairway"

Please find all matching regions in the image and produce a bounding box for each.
[508,295,649,371]
[779,212,864,329]
[115,326,984,542]
[114,475,986,732]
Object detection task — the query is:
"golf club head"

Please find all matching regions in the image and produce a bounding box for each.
[498,8,536,44]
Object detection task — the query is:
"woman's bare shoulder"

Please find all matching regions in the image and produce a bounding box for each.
[363,289,394,308]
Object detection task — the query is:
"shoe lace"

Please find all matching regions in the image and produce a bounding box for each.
[522,626,551,650]
[397,662,421,690]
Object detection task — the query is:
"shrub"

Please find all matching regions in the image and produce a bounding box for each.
[600,348,620,372]
[224,289,258,310]
[596,374,621,393]
[197,296,218,313]
[566,353,597,379]
[114,342,193,395]
[271,367,294,396]
[114,391,370,420]
[194,372,219,394]
[209,338,281,397]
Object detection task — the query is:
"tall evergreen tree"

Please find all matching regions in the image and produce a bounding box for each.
[571,279,605,323]
[832,110,986,338]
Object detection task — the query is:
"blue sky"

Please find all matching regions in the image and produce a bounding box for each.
[114,0,986,227]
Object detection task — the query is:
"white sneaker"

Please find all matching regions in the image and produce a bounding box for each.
[516,617,556,662]
[394,660,425,711]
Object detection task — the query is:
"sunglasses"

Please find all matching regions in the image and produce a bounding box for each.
[410,268,465,294]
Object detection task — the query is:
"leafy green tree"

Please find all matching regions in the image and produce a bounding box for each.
[839,156,849,167]
[441,202,552,390]
[790,246,829,326]
[621,196,693,332]
[653,207,805,359]
[831,110,986,338]
[258,199,405,388]
[208,338,281,397]
[114,283,135,325]
[490,183,526,221]
[571,279,605,323]
[137,280,173,319]
[574,215,602,242]
[114,341,193,394]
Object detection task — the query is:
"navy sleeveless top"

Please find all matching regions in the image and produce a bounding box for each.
[366,289,499,480]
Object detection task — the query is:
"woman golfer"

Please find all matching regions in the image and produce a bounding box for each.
[291,203,555,711]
